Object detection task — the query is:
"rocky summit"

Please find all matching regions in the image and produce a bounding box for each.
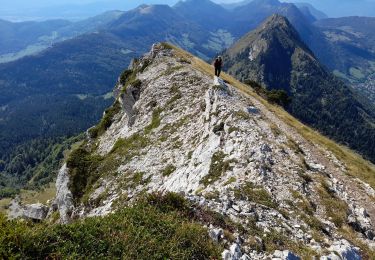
[48,43,375,259]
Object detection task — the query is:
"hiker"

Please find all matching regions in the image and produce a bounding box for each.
[214,56,223,77]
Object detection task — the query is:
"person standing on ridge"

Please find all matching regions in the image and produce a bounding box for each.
[214,56,223,77]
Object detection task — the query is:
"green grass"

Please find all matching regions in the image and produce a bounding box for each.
[162,165,176,177]
[0,193,222,260]
[318,181,348,228]
[224,177,236,186]
[200,151,234,186]
[145,108,163,134]
[88,101,122,139]
[119,69,133,85]
[166,84,183,107]
[163,65,184,77]
[0,198,11,214]
[66,146,103,202]
[233,182,276,208]
[235,110,252,120]
[269,123,282,136]
[111,133,149,154]
[19,184,56,205]
[67,133,150,204]
[228,126,240,134]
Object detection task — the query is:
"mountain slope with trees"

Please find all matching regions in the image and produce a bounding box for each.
[223,15,375,163]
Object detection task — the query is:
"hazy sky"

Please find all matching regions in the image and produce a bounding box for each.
[1,0,375,20]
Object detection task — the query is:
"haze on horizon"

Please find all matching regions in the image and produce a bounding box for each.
[1,0,375,21]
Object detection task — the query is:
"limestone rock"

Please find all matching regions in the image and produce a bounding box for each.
[272,250,300,260]
[322,240,361,260]
[54,163,74,224]
[23,203,48,221]
[209,227,224,242]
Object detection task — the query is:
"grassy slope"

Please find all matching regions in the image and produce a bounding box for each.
[0,193,222,259]
[0,184,56,214]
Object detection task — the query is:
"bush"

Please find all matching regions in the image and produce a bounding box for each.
[266,89,292,106]
[119,69,133,85]
[131,79,142,89]
[0,187,20,199]
[244,80,291,107]
[66,146,102,202]
[88,101,122,139]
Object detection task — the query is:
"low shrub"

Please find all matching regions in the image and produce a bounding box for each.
[244,80,291,107]
[88,101,122,139]
[119,69,133,85]
[162,165,176,177]
[66,146,102,202]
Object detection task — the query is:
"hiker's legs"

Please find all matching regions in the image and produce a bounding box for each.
[215,67,219,76]
[217,67,221,77]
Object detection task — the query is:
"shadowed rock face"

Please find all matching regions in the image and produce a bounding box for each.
[49,43,375,257]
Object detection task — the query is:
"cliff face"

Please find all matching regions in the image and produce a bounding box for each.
[54,43,375,259]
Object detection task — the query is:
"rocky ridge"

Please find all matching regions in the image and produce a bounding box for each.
[52,43,375,259]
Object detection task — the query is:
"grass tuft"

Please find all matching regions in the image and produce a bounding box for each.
[200,151,234,186]
[162,165,177,177]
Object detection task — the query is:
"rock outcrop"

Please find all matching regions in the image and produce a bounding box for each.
[8,199,48,221]
[53,163,74,224]
[53,43,375,258]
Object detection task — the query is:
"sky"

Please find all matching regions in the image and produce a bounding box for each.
[0,0,374,21]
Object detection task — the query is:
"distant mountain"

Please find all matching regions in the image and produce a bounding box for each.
[0,11,123,63]
[223,14,375,162]
[294,3,328,20]
[106,4,229,59]
[0,0,177,21]
[174,0,328,60]
[289,0,375,18]
[174,0,231,31]
[0,31,132,189]
[0,19,71,55]
[314,16,375,101]
[197,0,375,104]
[220,0,252,10]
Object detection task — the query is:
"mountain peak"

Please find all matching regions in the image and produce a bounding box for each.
[264,14,291,27]
[259,14,304,42]
[252,0,281,6]
[173,0,230,30]
[223,15,375,165]
[226,14,311,61]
